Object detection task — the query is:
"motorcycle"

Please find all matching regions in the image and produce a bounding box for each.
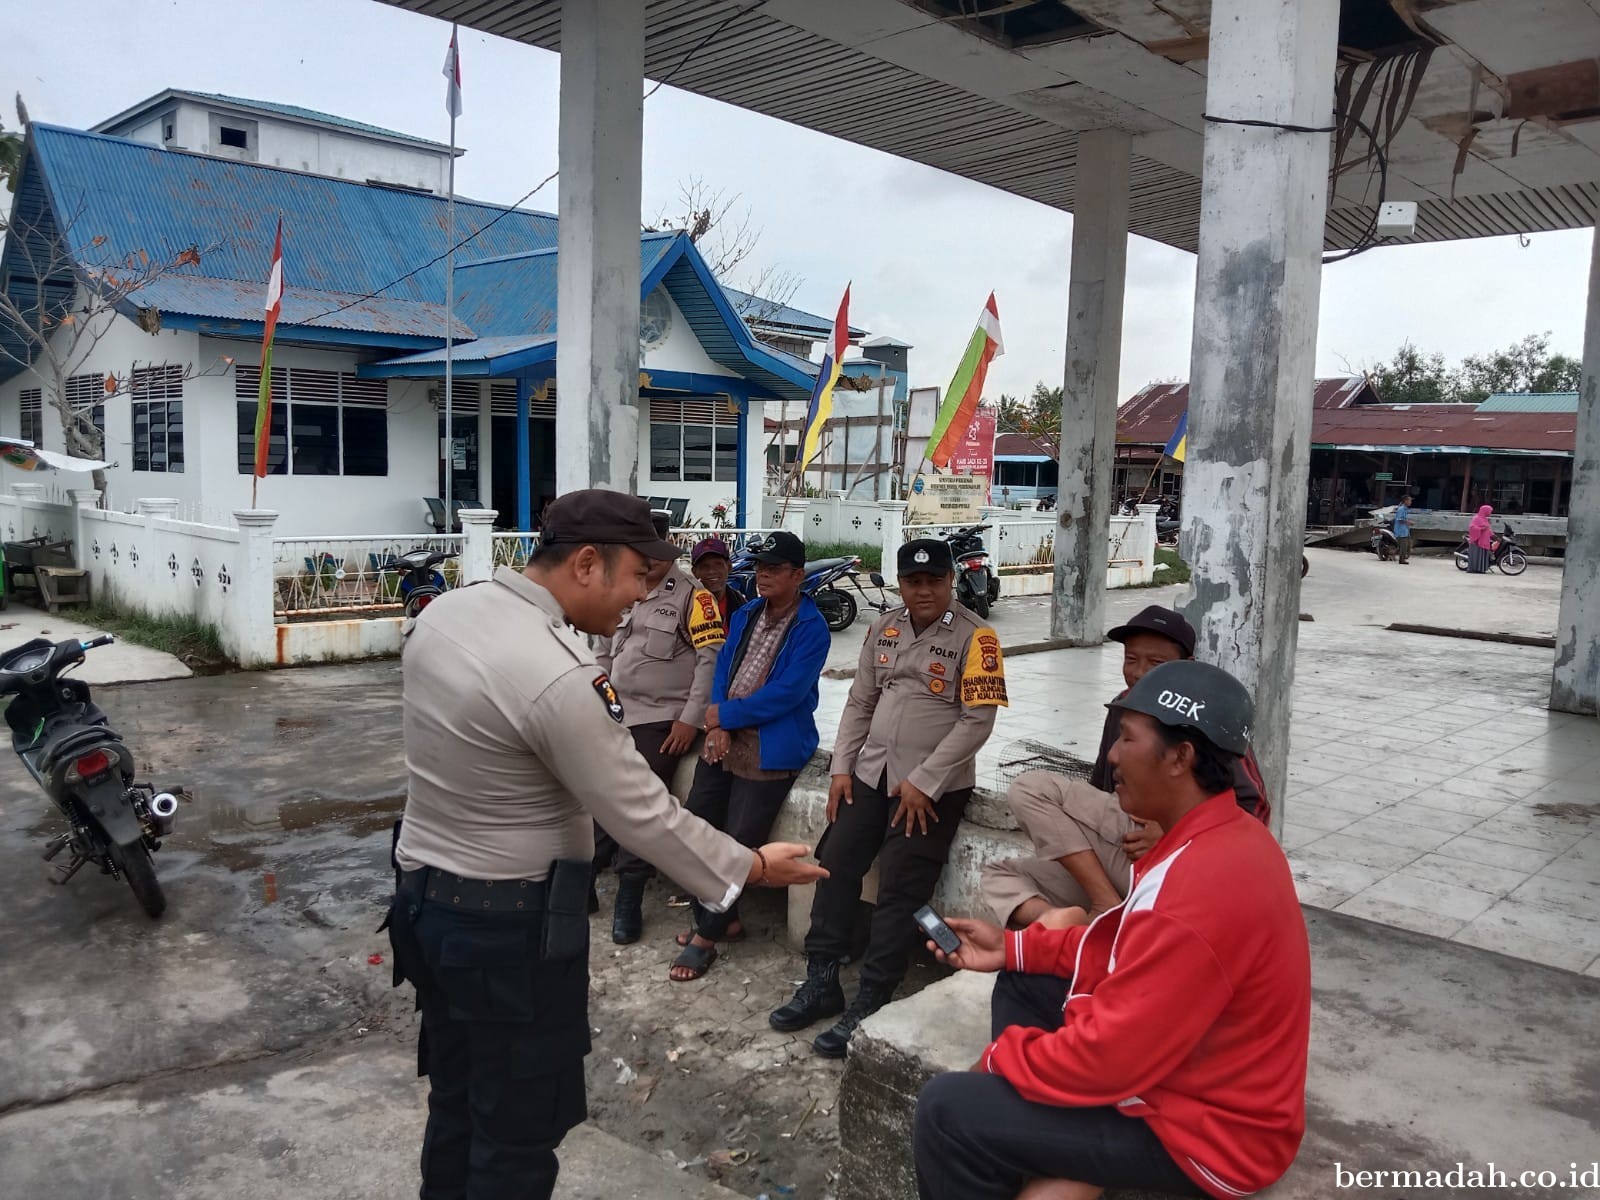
[379,548,454,618]
[1454,522,1528,576]
[1369,524,1400,561]
[729,540,885,632]
[945,524,999,620]
[1,634,182,917]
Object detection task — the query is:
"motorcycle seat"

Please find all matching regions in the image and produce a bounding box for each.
[804,557,856,575]
[36,723,123,773]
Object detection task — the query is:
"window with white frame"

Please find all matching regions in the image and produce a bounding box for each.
[235,366,389,477]
[132,365,184,472]
[648,397,739,483]
[18,388,42,445]
[64,373,106,444]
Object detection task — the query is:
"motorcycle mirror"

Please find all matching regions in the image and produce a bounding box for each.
[870,572,886,588]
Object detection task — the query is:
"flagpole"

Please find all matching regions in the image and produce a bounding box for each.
[443,24,458,531]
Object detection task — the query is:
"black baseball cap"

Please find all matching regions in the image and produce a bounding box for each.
[1107,605,1196,657]
[897,538,955,576]
[1110,660,1254,756]
[540,490,680,561]
[750,530,806,567]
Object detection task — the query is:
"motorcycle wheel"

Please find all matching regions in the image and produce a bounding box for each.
[1498,548,1528,576]
[1454,543,1469,571]
[1301,555,1309,578]
[112,841,166,919]
[817,587,857,632]
[970,585,990,620]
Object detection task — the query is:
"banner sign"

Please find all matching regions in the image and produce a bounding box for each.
[908,471,986,524]
[945,405,998,503]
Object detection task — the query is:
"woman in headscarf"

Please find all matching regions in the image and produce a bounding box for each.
[1466,504,1495,574]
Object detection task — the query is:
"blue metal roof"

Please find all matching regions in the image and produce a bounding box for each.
[452,235,678,337]
[723,285,867,340]
[126,274,466,340]
[1476,392,1579,413]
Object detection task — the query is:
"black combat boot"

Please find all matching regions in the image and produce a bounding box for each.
[611,874,647,945]
[768,955,845,1032]
[811,982,894,1059]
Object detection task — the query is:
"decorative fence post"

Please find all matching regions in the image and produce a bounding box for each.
[779,499,810,537]
[1137,503,1160,583]
[233,510,281,668]
[459,508,499,585]
[878,499,908,571]
[11,483,44,501]
[69,489,102,564]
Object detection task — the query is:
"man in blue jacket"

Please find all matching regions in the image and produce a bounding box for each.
[669,530,831,981]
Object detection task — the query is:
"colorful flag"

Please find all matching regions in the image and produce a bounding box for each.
[443,26,463,118]
[0,439,109,473]
[253,218,284,480]
[799,284,851,471]
[928,293,1004,469]
[1164,411,1188,463]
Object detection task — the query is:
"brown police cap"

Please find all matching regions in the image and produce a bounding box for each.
[540,490,680,561]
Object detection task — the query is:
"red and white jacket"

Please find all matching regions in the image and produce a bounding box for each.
[983,791,1312,1199]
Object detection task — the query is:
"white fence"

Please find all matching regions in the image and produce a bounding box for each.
[272,535,463,615]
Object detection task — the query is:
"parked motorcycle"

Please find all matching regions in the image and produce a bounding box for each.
[728,539,879,632]
[379,548,454,617]
[1369,524,1400,561]
[1,634,182,917]
[945,524,999,620]
[1454,523,1528,576]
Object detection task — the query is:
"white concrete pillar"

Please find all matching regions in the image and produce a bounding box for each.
[70,489,101,577]
[878,500,908,573]
[1052,129,1131,645]
[555,0,645,497]
[1552,226,1600,715]
[779,499,810,537]
[232,509,281,669]
[11,483,44,501]
[135,498,180,518]
[1136,502,1159,584]
[1179,0,1340,829]
[459,507,499,586]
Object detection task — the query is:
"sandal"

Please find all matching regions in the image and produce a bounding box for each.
[669,941,718,982]
[674,923,745,947]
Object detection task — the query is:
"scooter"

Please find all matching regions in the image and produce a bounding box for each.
[379,548,454,618]
[1454,523,1528,576]
[945,524,999,620]
[1,634,182,918]
[728,541,878,633]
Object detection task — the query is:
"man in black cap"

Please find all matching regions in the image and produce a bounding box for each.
[385,490,828,1200]
[981,605,1269,927]
[768,538,1008,1058]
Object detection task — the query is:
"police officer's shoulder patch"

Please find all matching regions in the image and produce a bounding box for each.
[687,587,726,650]
[592,673,625,723]
[664,576,676,592]
[959,626,1008,708]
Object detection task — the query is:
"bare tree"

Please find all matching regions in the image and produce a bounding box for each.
[0,191,228,496]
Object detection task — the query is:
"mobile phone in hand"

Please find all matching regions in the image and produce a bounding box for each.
[913,904,963,955]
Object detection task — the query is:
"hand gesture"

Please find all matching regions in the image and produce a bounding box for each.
[1122,820,1162,861]
[929,917,1006,973]
[751,842,830,887]
[661,720,698,756]
[702,728,731,764]
[826,774,853,823]
[890,781,939,837]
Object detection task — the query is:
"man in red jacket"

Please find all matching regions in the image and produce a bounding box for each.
[913,660,1311,1200]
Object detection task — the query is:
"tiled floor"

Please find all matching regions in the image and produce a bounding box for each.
[812,623,1600,975]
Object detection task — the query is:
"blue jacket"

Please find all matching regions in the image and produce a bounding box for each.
[713,595,830,771]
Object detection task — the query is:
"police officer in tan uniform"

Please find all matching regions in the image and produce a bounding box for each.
[770,538,1007,1058]
[385,490,826,1200]
[594,523,725,944]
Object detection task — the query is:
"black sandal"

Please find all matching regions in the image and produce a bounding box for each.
[669,941,718,981]
[674,924,745,947]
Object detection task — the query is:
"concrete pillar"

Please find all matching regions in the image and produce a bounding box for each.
[779,500,810,537]
[232,509,281,669]
[1051,129,1131,645]
[1552,226,1600,715]
[878,500,908,572]
[459,507,499,586]
[135,498,180,519]
[70,489,101,572]
[555,0,645,496]
[1136,502,1159,584]
[1179,0,1340,828]
[11,483,44,501]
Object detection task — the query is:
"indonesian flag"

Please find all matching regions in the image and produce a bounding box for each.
[253,218,283,480]
[443,25,463,118]
[928,293,1004,470]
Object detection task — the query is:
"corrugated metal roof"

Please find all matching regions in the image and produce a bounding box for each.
[994,432,1057,458]
[125,274,467,339]
[1118,377,1382,446]
[1312,406,1576,453]
[723,286,868,340]
[1476,392,1580,413]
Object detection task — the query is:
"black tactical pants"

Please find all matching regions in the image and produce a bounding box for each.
[594,721,684,881]
[387,870,590,1200]
[805,774,972,990]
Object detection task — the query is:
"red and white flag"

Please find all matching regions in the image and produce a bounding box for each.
[252,218,284,481]
[443,25,463,118]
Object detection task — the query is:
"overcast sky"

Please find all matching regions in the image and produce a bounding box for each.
[5,0,1592,403]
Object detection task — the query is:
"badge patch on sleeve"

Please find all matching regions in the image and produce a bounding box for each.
[960,629,1008,707]
[687,589,727,649]
[592,674,626,723]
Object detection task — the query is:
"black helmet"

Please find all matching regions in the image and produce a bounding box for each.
[1109,660,1254,755]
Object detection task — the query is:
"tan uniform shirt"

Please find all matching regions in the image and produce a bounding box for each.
[394,567,751,909]
[830,606,1008,800]
[596,563,723,729]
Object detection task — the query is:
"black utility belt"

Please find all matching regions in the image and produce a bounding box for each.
[411,867,548,913]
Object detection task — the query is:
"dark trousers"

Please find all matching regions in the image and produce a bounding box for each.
[683,757,796,939]
[1397,534,1412,563]
[806,774,972,991]
[912,971,1204,1200]
[386,873,590,1200]
[594,721,683,880]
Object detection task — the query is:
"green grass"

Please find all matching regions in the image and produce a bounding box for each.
[1151,546,1190,586]
[804,540,882,570]
[78,601,229,667]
